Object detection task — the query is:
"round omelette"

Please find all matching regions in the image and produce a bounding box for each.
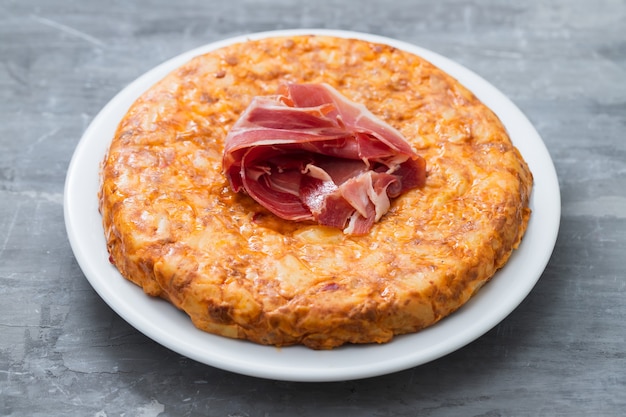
[99,35,533,349]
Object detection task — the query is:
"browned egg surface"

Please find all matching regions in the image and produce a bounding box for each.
[100,35,532,349]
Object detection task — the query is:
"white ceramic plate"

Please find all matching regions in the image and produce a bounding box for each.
[64,29,560,382]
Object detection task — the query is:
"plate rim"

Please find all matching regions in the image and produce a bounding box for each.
[64,29,561,382]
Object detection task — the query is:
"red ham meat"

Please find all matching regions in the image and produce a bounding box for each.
[222,83,426,235]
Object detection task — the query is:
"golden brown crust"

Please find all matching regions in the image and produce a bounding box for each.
[99,35,532,349]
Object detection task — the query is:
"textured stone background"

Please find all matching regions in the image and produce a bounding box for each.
[1,0,625,416]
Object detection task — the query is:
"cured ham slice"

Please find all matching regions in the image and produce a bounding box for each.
[223,83,426,234]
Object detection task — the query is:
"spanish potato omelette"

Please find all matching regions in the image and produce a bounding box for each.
[99,35,533,349]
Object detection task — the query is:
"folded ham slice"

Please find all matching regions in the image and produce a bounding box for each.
[223,83,426,235]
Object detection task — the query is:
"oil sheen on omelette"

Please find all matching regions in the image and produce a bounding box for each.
[99,35,533,349]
